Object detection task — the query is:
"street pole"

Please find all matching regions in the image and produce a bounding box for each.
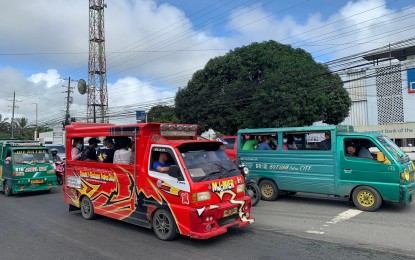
[32,103,38,140]
[11,91,15,139]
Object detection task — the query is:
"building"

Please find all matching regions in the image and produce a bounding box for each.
[331,38,415,146]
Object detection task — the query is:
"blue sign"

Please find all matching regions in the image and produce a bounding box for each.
[407,68,415,93]
[136,111,146,122]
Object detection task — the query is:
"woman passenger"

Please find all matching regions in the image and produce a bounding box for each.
[71,138,83,160]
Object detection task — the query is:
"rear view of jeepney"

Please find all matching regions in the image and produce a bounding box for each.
[0,141,57,196]
[178,142,254,239]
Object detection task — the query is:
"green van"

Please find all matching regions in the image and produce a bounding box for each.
[237,125,415,211]
[0,140,57,196]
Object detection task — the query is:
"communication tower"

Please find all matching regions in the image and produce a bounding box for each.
[87,0,108,123]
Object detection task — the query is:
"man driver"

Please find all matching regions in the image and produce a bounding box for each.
[153,152,171,173]
[345,141,357,157]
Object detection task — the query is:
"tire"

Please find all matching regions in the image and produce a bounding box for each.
[246,182,260,206]
[4,181,12,197]
[259,179,279,201]
[81,196,96,220]
[152,209,178,241]
[57,174,63,185]
[352,186,382,212]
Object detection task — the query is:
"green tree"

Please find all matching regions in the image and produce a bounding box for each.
[0,114,10,138]
[175,40,351,134]
[147,105,179,123]
[13,117,32,140]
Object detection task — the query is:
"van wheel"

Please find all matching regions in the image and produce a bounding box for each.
[152,209,178,241]
[4,181,12,197]
[81,196,96,220]
[352,186,382,212]
[259,180,279,201]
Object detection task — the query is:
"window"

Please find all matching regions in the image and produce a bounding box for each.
[282,131,331,151]
[150,147,176,172]
[241,133,278,150]
[222,137,236,150]
[344,138,379,161]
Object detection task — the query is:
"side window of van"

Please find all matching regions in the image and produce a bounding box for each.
[150,148,176,173]
[283,131,331,151]
[344,138,378,161]
[241,134,278,150]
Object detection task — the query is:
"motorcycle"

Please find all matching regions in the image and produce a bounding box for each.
[55,161,65,185]
[239,165,260,206]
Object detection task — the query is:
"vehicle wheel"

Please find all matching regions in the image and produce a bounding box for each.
[152,208,178,241]
[246,182,260,206]
[259,179,279,201]
[81,196,96,220]
[57,175,63,185]
[352,186,382,212]
[4,181,12,197]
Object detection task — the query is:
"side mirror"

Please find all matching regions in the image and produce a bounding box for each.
[377,152,391,164]
[168,165,179,178]
[377,152,385,162]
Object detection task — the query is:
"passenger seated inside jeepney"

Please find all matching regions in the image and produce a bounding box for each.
[257,136,272,150]
[242,135,259,150]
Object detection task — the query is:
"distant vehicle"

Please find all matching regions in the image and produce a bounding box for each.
[0,140,57,196]
[221,136,237,161]
[45,144,66,161]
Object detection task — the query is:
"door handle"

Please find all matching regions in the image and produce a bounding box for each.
[344,168,352,173]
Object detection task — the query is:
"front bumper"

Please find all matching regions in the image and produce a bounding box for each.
[189,196,254,239]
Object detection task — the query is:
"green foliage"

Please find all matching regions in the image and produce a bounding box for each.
[175,40,351,134]
[0,114,52,140]
[148,105,179,123]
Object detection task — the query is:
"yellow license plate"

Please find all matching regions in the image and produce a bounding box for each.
[31,179,44,184]
[223,207,238,217]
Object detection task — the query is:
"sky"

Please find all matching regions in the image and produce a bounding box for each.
[0,0,415,128]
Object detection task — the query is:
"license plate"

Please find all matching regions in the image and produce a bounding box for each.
[223,207,238,217]
[31,179,44,184]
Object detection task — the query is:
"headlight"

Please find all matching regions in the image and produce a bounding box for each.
[237,184,245,193]
[243,167,249,175]
[193,191,210,202]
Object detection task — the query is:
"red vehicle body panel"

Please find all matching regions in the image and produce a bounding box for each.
[63,123,253,239]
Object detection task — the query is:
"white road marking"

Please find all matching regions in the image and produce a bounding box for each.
[326,209,362,224]
[306,230,325,234]
[305,209,363,235]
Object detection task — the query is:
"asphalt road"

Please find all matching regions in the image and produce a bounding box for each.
[0,188,413,260]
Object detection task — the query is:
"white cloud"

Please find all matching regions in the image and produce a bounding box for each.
[227,0,415,61]
[1,0,415,127]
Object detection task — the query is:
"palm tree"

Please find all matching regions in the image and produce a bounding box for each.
[0,114,10,138]
[14,117,30,139]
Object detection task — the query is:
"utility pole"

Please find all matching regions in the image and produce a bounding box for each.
[63,77,74,128]
[32,103,38,140]
[7,91,21,139]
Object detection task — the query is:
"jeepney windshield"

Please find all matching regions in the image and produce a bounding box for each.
[13,149,49,164]
[180,144,240,182]
[376,136,408,162]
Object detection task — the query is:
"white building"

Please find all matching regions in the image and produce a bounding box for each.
[333,39,415,146]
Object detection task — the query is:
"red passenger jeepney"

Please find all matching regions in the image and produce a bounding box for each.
[63,122,253,240]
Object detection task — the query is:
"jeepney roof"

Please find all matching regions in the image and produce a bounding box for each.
[237,125,354,134]
[0,140,44,148]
